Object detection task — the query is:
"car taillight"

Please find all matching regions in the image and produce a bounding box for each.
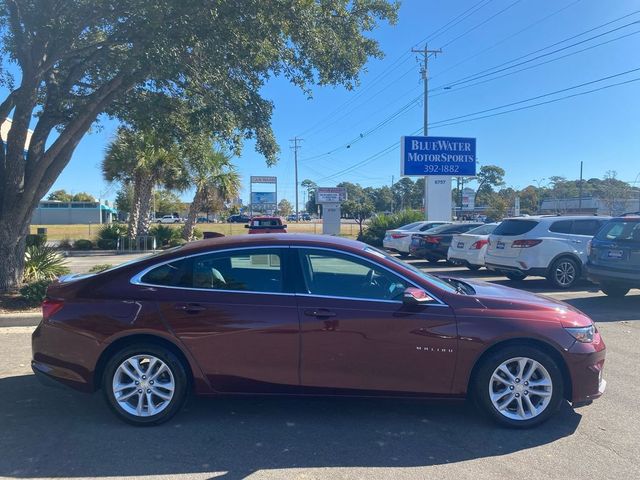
[471,239,489,249]
[512,239,543,248]
[42,298,64,321]
[391,233,409,239]
[424,236,442,244]
[587,240,592,256]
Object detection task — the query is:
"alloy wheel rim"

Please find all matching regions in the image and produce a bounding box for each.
[112,354,175,417]
[489,357,553,421]
[555,261,576,286]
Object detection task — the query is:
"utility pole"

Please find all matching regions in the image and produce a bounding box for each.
[390,175,394,213]
[289,137,302,220]
[412,44,442,220]
[578,161,584,213]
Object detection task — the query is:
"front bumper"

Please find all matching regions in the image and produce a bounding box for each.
[565,333,607,405]
[586,264,640,287]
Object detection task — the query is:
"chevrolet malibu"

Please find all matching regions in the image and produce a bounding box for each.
[32,234,606,427]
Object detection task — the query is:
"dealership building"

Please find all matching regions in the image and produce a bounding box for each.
[31,200,118,225]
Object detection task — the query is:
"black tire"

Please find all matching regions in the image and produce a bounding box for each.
[505,271,527,281]
[102,343,189,426]
[398,252,410,259]
[426,256,441,264]
[473,345,564,428]
[467,265,481,271]
[601,284,630,298]
[547,256,580,289]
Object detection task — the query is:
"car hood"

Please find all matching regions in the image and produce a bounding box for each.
[447,277,592,327]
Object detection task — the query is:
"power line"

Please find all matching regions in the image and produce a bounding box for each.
[314,68,640,181]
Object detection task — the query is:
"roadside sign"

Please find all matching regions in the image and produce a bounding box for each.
[251,192,276,204]
[250,176,277,184]
[316,187,347,204]
[401,136,476,176]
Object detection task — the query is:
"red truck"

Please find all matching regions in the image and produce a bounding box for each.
[245,216,288,234]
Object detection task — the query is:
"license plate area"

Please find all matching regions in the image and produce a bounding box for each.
[496,241,506,250]
[607,249,624,259]
[457,242,465,249]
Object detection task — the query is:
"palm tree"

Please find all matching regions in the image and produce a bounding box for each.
[103,128,185,238]
[181,143,240,241]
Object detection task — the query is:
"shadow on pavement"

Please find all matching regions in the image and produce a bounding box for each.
[0,374,581,479]
[564,294,640,322]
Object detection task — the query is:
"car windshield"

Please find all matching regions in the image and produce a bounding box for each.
[364,246,458,294]
[466,223,498,235]
[398,222,422,230]
[595,221,640,242]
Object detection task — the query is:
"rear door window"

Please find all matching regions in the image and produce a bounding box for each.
[549,220,573,234]
[492,220,538,236]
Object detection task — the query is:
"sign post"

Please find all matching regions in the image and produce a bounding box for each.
[316,187,347,235]
[400,136,476,221]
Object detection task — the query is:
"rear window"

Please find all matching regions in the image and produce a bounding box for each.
[492,220,538,236]
[595,221,640,242]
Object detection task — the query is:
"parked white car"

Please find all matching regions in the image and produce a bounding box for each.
[485,216,610,288]
[383,221,450,257]
[157,214,182,224]
[447,223,500,270]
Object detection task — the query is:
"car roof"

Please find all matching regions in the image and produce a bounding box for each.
[502,215,611,222]
[179,233,366,253]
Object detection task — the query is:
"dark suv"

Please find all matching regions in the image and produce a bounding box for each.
[586,215,640,297]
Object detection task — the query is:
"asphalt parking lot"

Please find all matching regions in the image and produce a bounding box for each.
[1,259,639,480]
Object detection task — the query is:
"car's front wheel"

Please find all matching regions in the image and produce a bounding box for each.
[103,343,188,426]
[474,346,564,428]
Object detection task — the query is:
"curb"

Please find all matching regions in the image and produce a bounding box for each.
[0,313,41,327]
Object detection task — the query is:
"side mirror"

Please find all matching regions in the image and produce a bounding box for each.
[402,287,433,305]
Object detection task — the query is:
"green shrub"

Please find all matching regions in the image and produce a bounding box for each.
[23,244,70,282]
[96,238,117,250]
[167,238,187,248]
[149,224,181,247]
[20,279,53,306]
[73,239,94,250]
[98,223,127,241]
[192,227,203,240]
[26,233,47,247]
[88,263,113,273]
[358,210,424,247]
[58,237,73,250]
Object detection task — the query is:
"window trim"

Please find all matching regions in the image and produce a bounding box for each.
[292,246,448,306]
[130,245,292,296]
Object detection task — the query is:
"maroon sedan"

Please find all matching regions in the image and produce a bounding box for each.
[32,234,606,427]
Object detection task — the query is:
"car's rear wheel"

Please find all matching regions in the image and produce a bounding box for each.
[474,346,564,428]
[600,284,630,298]
[467,265,481,271]
[548,257,580,289]
[505,271,527,281]
[103,343,188,426]
[398,252,409,259]
[426,256,441,264]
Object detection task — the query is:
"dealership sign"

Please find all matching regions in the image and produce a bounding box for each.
[401,136,476,176]
[250,175,277,184]
[251,192,277,204]
[316,187,347,204]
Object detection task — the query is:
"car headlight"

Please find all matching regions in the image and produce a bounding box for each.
[565,325,595,343]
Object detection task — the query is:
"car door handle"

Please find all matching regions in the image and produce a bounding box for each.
[304,309,337,318]
[175,303,206,313]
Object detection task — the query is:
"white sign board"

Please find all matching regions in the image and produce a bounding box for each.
[317,187,347,204]
[426,177,452,221]
[250,176,277,184]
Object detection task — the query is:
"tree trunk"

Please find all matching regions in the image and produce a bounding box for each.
[182,186,205,241]
[0,222,28,292]
[135,174,155,237]
[127,173,142,239]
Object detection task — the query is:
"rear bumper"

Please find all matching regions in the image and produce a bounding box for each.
[586,264,640,287]
[485,262,547,277]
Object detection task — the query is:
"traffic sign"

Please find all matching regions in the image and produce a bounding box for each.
[401,136,476,176]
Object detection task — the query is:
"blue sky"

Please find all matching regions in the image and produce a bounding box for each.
[31,0,640,204]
